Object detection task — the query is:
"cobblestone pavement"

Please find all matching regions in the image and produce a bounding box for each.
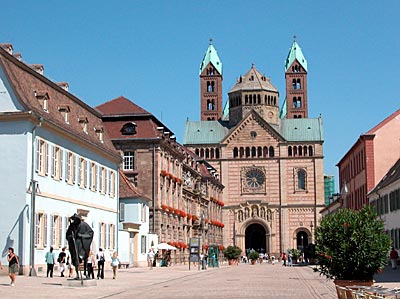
[0,263,398,298]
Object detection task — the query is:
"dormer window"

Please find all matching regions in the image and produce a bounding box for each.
[35,91,49,112]
[121,122,137,135]
[94,126,104,143]
[78,117,89,134]
[58,105,70,124]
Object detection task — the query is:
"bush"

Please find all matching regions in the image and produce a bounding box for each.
[314,205,391,280]
[248,251,259,261]
[223,245,242,260]
[288,248,301,262]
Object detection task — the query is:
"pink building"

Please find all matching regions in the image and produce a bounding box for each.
[337,108,400,210]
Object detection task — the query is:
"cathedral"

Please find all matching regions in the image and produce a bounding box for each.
[183,38,325,256]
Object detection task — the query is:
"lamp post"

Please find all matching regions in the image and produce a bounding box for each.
[310,221,314,244]
[301,235,304,251]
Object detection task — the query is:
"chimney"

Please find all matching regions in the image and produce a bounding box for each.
[56,82,69,91]
[29,64,44,75]
[0,43,13,55]
[13,53,22,61]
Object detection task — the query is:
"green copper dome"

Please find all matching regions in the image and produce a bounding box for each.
[199,39,223,75]
[285,39,308,72]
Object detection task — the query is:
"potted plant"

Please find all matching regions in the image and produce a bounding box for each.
[288,248,301,264]
[314,205,391,298]
[248,251,259,265]
[223,245,242,265]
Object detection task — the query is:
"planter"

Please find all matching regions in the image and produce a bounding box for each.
[251,259,256,265]
[228,259,238,266]
[334,279,374,299]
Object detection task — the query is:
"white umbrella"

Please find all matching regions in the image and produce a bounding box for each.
[157,243,177,250]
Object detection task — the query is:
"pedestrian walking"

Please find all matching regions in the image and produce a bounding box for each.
[111,251,120,279]
[282,252,287,266]
[147,248,155,269]
[45,246,56,278]
[7,247,19,286]
[288,253,293,267]
[58,247,67,277]
[86,250,95,279]
[96,248,105,279]
[390,247,399,270]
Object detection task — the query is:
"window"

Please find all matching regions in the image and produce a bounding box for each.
[51,145,62,180]
[109,171,116,198]
[297,169,307,190]
[66,151,76,184]
[141,235,147,254]
[123,151,135,171]
[50,215,61,248]
[109,224,115,250]
[269,146,275,157]
[119,203,125,222]
[121,122,137,135]
[99,222,105,249]
[58,105,70,124]
[78,158,87,188]
[35,212,47,248]
[36,138,49,176]
[90,162,97,191]
[141,203,146,222]
[100,167,106,194]
[78,117,88,134]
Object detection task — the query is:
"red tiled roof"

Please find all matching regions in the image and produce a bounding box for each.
[119,170,150,200]
[0,47,120,161]
[96,96,151,116]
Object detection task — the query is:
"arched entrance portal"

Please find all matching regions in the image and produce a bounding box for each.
[296,231,309,252]
[245,223,266,253]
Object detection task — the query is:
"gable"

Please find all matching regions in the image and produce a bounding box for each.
[0,60,25,111]
[222,110,284,146]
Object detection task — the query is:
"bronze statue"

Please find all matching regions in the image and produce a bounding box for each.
[66,213,94,279]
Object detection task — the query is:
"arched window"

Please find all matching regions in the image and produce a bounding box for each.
[233,147,238,158]
[240,147,244,158]
[210,148,215,159]
[269,146,274,157]
[268,95,270,105]
[274,96,276,106]
[297,97,302,108]
[263,146,268,158]
[245,147,250,158]
[303,146,308,156]
[200,148,204,157]
[205,148,210,159]
[293,97,297,108]
[308,146,313,156]
[257,94,261,104]
[264,95,267,104]
[292,79,296,89]
[195,149,199,156]
[251,147,256,157]
[211,81,215,92]
[297,169,306,190]
[288,146,293,157]
[293,146,298,156]
[245,95,248,104]
[207,81,212,92]
[257,146,262,157]
[299,146,303,156]
[216,148,220,159]
[296,79,301,89]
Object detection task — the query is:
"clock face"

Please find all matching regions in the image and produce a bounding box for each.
[245,168,265,190]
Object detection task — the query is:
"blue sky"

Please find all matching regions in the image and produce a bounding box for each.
[1,1,399,192]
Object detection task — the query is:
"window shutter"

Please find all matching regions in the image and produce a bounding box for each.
[73,154,76,183]
[34,213,39,246]
[64,216,69,247]
[51,145,55,177]
[119,203,125,222]
[66,152,70,182]
[60,149,64,180]
[45,142,49,175]
[50,215,54,246]
[98,223,101,248]
[89,162,92,190]
[84,160,87,188]
[43,214,48,247]
[35,139,40,173]
[96,164,100,191]
[106,224,110,249]
[77,158,81,186]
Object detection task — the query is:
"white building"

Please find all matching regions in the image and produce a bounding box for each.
[369,158,400,251]
[0,44,121,275]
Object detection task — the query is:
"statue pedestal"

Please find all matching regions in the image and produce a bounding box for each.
[63,278,97,287]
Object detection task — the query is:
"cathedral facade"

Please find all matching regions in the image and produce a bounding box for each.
[183,39,325,256]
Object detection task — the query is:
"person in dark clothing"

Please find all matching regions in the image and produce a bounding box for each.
[96,248,105,279]
[7,247,19,286]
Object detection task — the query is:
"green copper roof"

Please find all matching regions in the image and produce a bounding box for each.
[222,99,229,120]
[285,40,308,72]
[279,97,287,119]
[199,40,223,75]
[184,120,228,144]
[281,117,324,141]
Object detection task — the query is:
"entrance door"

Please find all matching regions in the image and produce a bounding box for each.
[245,223,266,253]
[296,231,308,252]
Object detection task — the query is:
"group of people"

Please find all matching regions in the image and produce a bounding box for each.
[147,248,174,269]
[44,247,111,279]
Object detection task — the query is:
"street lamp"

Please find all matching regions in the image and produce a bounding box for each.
[310,221,314,243]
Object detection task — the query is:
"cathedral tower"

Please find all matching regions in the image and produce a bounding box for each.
[199,39,223,121]
[284,37,308,119]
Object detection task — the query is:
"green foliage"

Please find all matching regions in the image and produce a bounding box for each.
[315,205,391,280]
[223,245,242,260]
[248,251,259,261]
[288,248,301,261]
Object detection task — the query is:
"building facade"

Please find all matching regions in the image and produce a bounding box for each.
[184,39,325,256]
[0,44,120,274]
[369,158,400,252]
[337,108,400,210]
[97,97,224,264]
